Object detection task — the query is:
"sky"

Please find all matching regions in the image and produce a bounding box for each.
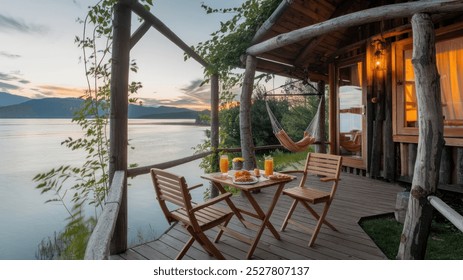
[0,0,245,110]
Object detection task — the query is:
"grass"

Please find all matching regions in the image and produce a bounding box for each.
[360,214,463,259]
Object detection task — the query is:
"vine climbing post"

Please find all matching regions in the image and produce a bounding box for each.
[109,0,131,254]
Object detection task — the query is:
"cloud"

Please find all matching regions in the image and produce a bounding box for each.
[0,72,17,81]
[35,85,84,98]
[0,71,29,84]
[0,14,48,34]
[0,51,21,59]
[0,81,20,90]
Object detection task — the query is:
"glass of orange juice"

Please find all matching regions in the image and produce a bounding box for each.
[264,157,274,176]
[220,155,229,176]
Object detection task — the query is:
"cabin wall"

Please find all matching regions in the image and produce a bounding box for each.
[390,21,463,192]
[332,20,463,193]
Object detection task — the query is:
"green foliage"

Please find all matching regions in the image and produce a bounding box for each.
[190,0,280,91]
[34,0,152,259]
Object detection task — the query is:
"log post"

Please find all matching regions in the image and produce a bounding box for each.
[384,43,395,181]
[370,51,386,178]
[109,0,131,254]
[328,63,336,154]
[240,55,257,169]
[210,73,220,198]
[315,80,326,153]
[397,13,444,260]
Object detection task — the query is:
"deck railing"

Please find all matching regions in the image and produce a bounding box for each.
[84,170,126,260]
[428,195,463,232]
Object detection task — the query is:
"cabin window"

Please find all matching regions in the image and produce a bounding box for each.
[396,35,463,138]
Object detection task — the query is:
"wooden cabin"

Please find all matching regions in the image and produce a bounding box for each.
[243,0,463,192]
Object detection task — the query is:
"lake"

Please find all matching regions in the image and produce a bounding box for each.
[0,119,208,259]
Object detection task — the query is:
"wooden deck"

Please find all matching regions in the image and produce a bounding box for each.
[112,173,404,260]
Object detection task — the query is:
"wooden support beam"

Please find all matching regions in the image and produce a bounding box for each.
[397,13,445,260]
[240,55,258,169]
[210,73,220,198]
[130,21,151,49]
[315,80,326,154]
[384,43,395,181]
[109,0,131,254]
[328,63,336,154]
[251,0,293,44]
[129,1,209,67]
[247,0,463,56]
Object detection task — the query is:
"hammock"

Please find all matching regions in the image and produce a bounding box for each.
[265,99,322,152]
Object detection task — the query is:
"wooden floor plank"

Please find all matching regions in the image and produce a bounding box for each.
[112,173,403,260]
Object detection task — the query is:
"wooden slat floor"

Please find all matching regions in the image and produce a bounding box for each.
[112,173,404,260]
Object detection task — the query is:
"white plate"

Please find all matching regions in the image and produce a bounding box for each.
[232,176,259,185]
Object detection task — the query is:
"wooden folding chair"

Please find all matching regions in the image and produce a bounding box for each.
[280,153,342,247]
[150,168,233,259]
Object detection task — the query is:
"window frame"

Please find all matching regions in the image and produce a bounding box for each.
[392,25,463,145]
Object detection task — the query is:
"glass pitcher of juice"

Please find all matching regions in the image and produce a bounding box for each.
[264,157,274,176]
[220,155,229,175]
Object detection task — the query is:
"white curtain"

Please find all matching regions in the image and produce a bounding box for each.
[436,37,463,126]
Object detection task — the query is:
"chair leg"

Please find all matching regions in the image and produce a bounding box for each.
[214,214,233,243]
[197,232,225,260]
[308,202,331,247]
[176,236,195,260]
[281,200,298,231]
[301,201,337,231]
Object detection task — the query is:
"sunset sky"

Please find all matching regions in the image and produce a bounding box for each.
[0,0,245,110]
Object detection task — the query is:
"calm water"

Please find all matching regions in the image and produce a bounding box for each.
[0,119,208,259]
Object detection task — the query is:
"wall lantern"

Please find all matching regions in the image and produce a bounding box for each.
[372,39,386,70]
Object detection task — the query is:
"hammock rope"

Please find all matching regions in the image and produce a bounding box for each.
[265,98,323,152]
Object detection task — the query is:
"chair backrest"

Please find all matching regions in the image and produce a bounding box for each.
[300,153,342,198]
[150,168,193,224]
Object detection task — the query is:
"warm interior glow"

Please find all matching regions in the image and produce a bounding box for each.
[403,36,463,128]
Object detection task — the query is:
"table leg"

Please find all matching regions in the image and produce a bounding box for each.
[211,181,247,224]
[243,183,285,259]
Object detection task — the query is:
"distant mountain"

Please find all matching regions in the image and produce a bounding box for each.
[0,92,31,107]
[128,104,196,119]
[0,98,83,118]
[0,94,202,119]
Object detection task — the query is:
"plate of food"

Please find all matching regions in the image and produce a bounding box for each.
[232,170,259,185]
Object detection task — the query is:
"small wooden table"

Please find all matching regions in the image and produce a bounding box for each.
[201,171,296,259]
